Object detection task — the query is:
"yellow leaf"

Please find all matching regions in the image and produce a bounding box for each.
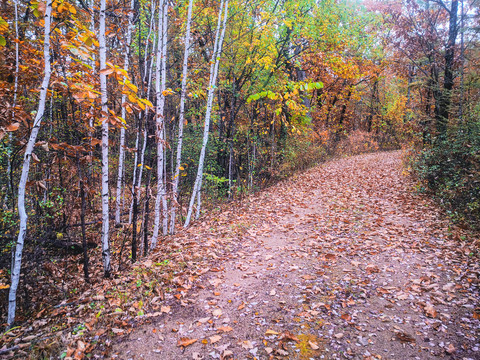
[265,329,279,335]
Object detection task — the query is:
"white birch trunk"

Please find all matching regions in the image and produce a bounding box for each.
[160,1,169,236]
[151,0,168,248]
[8,1,52,326]
[184,0,229,227]
[115,0,135,224]
[129,26,156,224]
[6,0,20,203]
[99,0,111,277]
[170,0,194,234]
[89,0,95,131]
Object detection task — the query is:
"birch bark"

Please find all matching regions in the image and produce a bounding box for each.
[151,0,168,248]
[129,23,156,224]
[170,0,194,233]
[99,0,111,277]
[160,0,169,235]
[8,0,52,326]
[115,0,136,225]
[184,0,229,227]
[6,0,20,204]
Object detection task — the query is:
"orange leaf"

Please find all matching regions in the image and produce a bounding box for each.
[217,326,233,333]
[99,68,114,76]
[424,303,437,318]
[177,337,197,347]
[6,122,20,132]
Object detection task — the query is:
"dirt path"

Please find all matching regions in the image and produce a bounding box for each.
[112,151,479,360]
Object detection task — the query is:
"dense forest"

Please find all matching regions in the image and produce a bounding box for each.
[0,0,479,356]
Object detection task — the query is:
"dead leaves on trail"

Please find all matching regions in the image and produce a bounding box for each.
[114,154,480,358]
[11,152,478,360]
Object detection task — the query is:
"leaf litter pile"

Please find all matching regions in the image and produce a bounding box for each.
[2,151,480,359]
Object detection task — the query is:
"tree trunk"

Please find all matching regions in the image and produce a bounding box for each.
[170,0,194,233]
[99,0,111,277]
[151,0,168,249]
[436,0,458,137]
[184,0,229,227]
[8,0,52,327]
[115,0,135,225]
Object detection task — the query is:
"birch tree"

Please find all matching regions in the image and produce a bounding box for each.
[129,1,156,224]
[115,0,136,225]
[170,0,194,233]
[184,0,229,227]
[151,0,168,248]
[6,0,20,205]
[7,0,52,327]
[99,0,111,277]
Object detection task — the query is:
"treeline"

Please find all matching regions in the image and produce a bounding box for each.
[0,0,478,326]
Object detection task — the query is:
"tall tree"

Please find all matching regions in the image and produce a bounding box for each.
[115,0,136,225]
[151,0,169,248]
[8,0,53,326]
[170,0,194,233]
[184,0,229,227]
[99,0,111,277]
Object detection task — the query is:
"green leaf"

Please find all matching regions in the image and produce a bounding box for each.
[0,35,6,47]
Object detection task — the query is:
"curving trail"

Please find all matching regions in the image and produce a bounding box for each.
[112,151,479,360]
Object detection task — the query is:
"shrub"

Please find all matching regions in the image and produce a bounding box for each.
[413,119,480,227]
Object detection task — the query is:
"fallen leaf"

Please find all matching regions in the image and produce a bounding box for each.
[265,329,279,336]
[209,278,222,287]
[210,335,222,344]
[280,331,299,342]
[217,326,233,333]
[240,340,253,350]
[309,340,319,350]
[6,122,20,132]
[365,264,380,274]
[473,309,480,320]
[221,349,233,359]
[341,313,352,321]
[276,349,289,356]
[161,305,171,314]
[446,343,455,354]
[177,337,198,347]
[212,308,223,317]
[395,331,415,343]
[424,303,437,318]
[325,253,336,260]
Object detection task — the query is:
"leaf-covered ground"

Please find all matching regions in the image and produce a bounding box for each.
[110,151,479,359]
[2,151,479,359]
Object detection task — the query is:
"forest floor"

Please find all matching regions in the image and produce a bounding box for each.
[109,151,479,360]
[1,151,479,360]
